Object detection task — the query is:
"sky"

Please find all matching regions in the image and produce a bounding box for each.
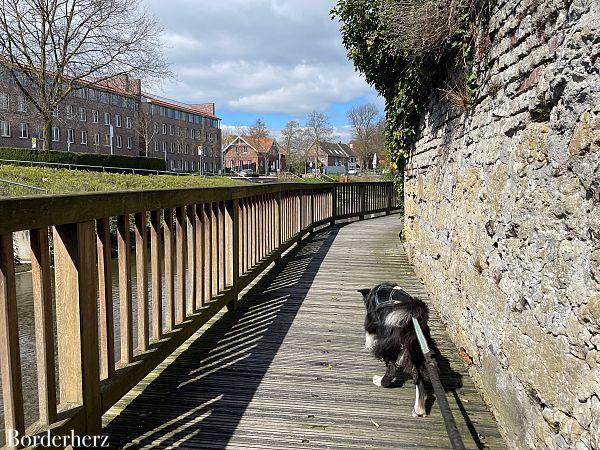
[145,0,383,141]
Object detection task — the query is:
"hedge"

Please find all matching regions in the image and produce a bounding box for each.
[0,147,166,171]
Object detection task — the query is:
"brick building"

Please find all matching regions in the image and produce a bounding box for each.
[306,141,356,169]
[0,70,221,172]
[223,136,285,174]
[140,94,222,173]
[0,72,139,156]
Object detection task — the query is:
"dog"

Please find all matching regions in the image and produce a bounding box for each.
[358,282,432,417]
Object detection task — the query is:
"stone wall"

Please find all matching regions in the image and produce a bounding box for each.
[403,0,600,448]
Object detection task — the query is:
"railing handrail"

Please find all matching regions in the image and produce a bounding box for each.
[0,181,397,235]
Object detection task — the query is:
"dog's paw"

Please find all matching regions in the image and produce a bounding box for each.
[411,408,427,417]
[372,375,383,387]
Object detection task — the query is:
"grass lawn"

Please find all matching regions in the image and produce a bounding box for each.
[0,165,246,197]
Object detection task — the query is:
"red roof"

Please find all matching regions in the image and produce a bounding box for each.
[142,93,220,119]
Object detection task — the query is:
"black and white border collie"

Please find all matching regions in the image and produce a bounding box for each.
[358,282,432,417]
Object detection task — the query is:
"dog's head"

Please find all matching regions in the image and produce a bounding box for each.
[358,282,407,310]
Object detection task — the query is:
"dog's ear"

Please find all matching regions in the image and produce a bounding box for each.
[357,288,371,297]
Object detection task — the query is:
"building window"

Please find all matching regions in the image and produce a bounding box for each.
[52,127,60,142]
[52,106,59,118]
[104,134,110,146]
[127,137,132,149]
[67,129,75,143]
[116,135,122,148]
[154,123,159,133]
[191,129,195,139]
[115,114,122,128]
[243,147,248,154]
[177,126,182,137]
[170,160,174,170]
[92,110,99,123]
[0,121,11,137]
[170,142,175,153]
[66,105,74,119]
[162,141,166,152]
[184,160,189,171]
[19,123,28,139]
[192,161,196,171]
[169,124,173,135]
[80,107,87,121]
[17,96,27,113]
[177,143,182,153]
[0,93,9,110]
[104,112,111,125]
[81,130,88,145]
[126,117,132,129]
[154,141,159,152]
[94,133,100,146]
[162,123,167,134]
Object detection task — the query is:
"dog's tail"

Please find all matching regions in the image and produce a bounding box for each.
[378,286,429,329]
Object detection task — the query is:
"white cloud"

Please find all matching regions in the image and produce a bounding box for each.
[145,0,379,117]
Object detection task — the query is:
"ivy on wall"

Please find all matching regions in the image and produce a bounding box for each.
[331,0,491,177]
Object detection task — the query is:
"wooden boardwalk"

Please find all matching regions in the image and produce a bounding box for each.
[103,215,505,449]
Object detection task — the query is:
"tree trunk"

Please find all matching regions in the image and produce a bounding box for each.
[43,118,52,151]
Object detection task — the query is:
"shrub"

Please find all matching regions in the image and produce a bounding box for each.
[0,147,166,171]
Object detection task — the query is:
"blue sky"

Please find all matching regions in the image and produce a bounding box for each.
[145,0,383,140]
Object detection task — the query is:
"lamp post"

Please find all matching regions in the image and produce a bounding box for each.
[198,145,203,176]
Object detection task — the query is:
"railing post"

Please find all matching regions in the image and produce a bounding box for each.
[310,190,315,232]
[226,199,239,312]
[53,222,101,434]
[386,183,393,215]
[359,184,366,220]
[0,233,25,444]
[330,185,337,226]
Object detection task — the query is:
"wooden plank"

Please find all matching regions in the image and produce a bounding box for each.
[53,222,101,433]
[135,212,149,353]
[186,205,196,316]
[30,228,57,426]
[117,215,133,364]
[0,233,25,442]
[175,206,186,324]
[194,204,204,311]
[219,202,226,292]
[163,208,175,332]
[211,203,219,298]
[97,218,115,380]
[203,204,212,303]
[150,210,163,341]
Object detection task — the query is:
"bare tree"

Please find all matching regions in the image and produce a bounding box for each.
[0,0,169,150]
[135,108,159,157]
[248,118,270,174]
[305,111,333,172]
[347,103,384,169]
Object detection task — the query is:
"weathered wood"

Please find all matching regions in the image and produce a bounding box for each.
[175,206,186,324]
[194,204,204,310]
[97,218,115,380]
[0,233,25,442]
[53,222,101,433]
[163,208,175,332]
[203,204,212,303]
[117,215,133,364]
[135,212,149,353]
[211,203,219,297]
[187,205,196,316]
[150,210,163,341]
[30,228,57,426]
[218,202,226,291]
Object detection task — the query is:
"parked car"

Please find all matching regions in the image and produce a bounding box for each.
[239,169,258,177]
[348,169,359,175]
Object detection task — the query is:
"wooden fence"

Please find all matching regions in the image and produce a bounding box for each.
[0,181,399,445]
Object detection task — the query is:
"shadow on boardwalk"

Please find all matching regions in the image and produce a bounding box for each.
[104,228,340,449]
[104,215,505,449]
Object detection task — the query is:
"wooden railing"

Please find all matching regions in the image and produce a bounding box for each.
[0,182,399,446]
